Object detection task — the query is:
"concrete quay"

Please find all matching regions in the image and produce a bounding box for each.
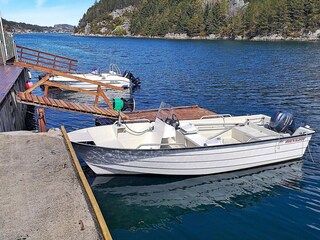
[0,129,103,240]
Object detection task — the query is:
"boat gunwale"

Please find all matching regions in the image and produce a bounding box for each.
[71,132,314,153]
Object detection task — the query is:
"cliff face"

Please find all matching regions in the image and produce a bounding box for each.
[75,0,139,35]
[75,0,320,41]
[202,0,246,16]
[228,0,246,16]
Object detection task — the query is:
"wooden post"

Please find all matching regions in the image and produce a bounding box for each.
[37,51,40,65]
[25,73,50,94]
[53,55,56,69]
[44,85,49,97]
[97,86,113,109]
[37,108,47,132]
[94,86,100,107]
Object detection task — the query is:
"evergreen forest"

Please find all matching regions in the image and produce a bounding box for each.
[76,0,320,39]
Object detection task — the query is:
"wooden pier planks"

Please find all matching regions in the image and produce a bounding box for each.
[16,91,126,119]
[16,92,215,121]
[126,105,216,121]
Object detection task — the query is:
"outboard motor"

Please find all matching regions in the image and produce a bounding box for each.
[269,111,295,134]
[123,70,141,86]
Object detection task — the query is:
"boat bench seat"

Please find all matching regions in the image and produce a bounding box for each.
[232,125,270,142]
[184,133,207,146]
[184,133,223,147]
[181,122,223,147]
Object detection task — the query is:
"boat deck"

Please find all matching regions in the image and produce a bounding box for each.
[126,105,216,121]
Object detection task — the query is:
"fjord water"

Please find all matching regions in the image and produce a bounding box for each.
[15,34,320,239]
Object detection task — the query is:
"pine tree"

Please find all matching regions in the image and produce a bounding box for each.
[272,0,289,36]
[287,0,304,35]
[304,0,317,32]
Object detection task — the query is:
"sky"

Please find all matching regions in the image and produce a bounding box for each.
[0,0,95,27]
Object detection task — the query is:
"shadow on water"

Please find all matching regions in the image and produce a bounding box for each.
[88,161,303,229]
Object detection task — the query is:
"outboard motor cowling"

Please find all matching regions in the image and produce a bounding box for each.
[269,111,295,134]
[123,70,141,86]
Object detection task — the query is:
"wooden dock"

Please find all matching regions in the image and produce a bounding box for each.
[126,105,216,121]
[16,91,128,119]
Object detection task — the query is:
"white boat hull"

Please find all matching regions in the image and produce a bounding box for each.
[72,134,312,175]
[50,73,132,90]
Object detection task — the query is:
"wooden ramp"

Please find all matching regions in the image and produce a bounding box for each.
[14,45,125,110]
[16,91,128,119]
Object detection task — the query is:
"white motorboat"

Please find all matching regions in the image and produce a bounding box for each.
[68,102,314,175]
[47,64,140,91]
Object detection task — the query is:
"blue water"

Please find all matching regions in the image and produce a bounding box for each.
[15,34,320,239]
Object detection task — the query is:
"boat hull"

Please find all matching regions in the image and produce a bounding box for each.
[72,134,312,175]
[50,73,132,90]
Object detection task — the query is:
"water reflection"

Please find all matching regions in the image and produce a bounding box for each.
[90,161,303,229]
[46,88,132,106]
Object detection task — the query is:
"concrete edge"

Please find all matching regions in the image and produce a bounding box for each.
[61,126,113,240]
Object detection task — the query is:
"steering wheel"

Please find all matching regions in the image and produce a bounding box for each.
[171,114,180,129]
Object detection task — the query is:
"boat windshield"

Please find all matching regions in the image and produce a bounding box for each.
[156,102,175,122]
[156,102,180,130]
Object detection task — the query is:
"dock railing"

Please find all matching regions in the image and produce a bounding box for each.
[16,45,78,73]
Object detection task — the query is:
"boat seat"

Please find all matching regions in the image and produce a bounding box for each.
[205,137,223,146]
[232,125,270,142]
[179,122,198,134]
[184,133,208,147]
[184,133,223,147]
[181,122,223,147]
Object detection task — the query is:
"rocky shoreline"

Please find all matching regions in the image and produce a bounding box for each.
[74,30,320,42]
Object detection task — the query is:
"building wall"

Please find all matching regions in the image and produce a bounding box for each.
[0,68,28,132]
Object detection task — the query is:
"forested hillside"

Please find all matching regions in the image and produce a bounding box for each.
[75,0,320,40]
[229,0,320,39]
[75,0,140,34]
[2,19,53,33]
[2,19,74,33]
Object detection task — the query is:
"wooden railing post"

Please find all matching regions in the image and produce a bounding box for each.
[37,51,40,65]
[44,85,49,97]
[94,86,100,107]
[19,46,23,61]
[97,86,113,109]
[53,55,57,69]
